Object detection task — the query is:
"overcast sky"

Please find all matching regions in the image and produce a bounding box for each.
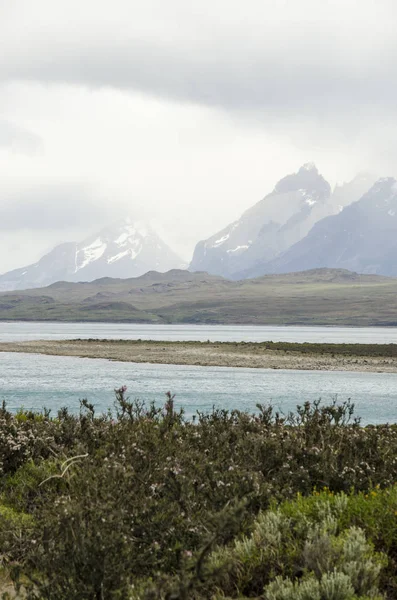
[0,0,396,271]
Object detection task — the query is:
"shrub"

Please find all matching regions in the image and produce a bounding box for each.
[0,395,397,597]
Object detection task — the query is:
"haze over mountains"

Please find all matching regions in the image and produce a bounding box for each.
[0,218,184,291]
[190,163,332,278]
[190,164,375,279]
[4,162,397,291]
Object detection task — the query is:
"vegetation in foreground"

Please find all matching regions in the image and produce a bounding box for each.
[1,393,397,598]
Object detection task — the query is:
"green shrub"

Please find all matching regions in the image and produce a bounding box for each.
[1,395,397,597]
[0,503,34,567]
[131,493,387,599]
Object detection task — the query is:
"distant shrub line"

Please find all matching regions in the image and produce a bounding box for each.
[76,338,397,357]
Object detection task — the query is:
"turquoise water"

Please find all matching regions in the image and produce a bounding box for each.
[1,352,397,425]
[1,323,397,424]
[1,322,397,343]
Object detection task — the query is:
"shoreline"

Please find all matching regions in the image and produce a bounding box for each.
[1,320,397,329]
[1,339,397,373]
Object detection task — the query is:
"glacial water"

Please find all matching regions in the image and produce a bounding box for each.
[1,322,397,424]
[1,321,397,344]
[1,351,397,425]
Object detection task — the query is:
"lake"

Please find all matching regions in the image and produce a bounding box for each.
[1,322,397,343]
[1,322,397,424]
[1,351,397,425]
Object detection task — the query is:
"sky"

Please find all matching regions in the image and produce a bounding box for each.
[1,0,396,271]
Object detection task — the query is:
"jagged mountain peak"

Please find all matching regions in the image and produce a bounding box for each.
[74,217,161,274]
[190,163,334,278]
[274,163,330,199]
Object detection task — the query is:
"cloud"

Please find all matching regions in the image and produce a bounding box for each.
[0,182,118,232]
[1,0,396,128]
[0,0,397,273]
[0,120,42,154]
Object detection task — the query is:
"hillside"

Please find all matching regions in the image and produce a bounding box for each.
[0,268,397,326]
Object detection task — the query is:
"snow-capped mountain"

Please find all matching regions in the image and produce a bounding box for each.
[257,178,397,277]
[189,163,334,278]
[0,218,184,291]
[71,218,184,281]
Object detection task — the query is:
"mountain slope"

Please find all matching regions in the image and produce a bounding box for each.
[0,218,183,291]
[189,163,334,278]
[0,243,78,292]
[256,178,397,277]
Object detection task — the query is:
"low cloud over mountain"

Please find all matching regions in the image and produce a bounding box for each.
[0,217,184,291]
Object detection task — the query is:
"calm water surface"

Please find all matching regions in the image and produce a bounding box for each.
[1,352,397,425]
[1,322,397,424]
[1,322,397,343]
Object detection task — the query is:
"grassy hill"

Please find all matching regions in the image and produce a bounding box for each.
[1,267,397,325]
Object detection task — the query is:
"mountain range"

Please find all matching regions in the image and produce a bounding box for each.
[0,218,184,291]
[189,164,375,279]
[4,162,397,292]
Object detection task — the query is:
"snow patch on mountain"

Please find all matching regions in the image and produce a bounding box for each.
[107,249,134,263]
[115,222,148,246]
[227,245,250,253]
[75,238,107,272]
[212,233,230,247]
